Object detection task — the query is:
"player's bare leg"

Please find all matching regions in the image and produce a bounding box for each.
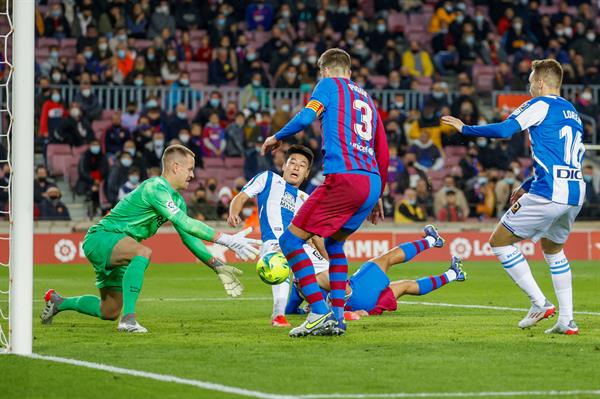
[111,237,152,333]
[489,224,554,328]
[540,238,578,335]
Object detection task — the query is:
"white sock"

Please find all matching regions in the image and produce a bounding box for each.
[424,236,436,247]
[544,250,573,324]
[492,245,546,307]
[271,279,290,319]
[444,268,457,282]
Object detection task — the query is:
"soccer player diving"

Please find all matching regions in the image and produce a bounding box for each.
[41,145,261,333]
[286,227,466,318]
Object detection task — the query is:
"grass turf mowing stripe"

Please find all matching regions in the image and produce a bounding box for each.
[7,297,600,316]
[12,354,600,399]
[24,353,297,399]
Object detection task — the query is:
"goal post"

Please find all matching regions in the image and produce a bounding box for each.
[9,0,35,355]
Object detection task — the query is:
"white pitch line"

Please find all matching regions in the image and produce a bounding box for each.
[24,353,298,399]
[2,297,600,316]
[15,353,600,399]
[298,391,600,398]
[397,301,600,317]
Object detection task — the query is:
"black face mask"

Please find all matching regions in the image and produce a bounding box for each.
[38,176,47,183]
[235,185,244,191]
[208,184,217,191]
[196,197,206,204]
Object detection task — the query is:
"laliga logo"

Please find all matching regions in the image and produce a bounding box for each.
[450,238,472,259]
[54,239,77,263]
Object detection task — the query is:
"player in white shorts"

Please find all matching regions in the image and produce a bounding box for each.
[228,145,328,327]
[442,59,584,335]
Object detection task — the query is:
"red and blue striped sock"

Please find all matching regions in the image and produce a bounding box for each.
[398,237,435,263]
[416,269,457,295]
[279,230,329,315]
[325,238,348,322]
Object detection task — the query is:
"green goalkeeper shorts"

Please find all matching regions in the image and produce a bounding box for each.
[83,229,128,291]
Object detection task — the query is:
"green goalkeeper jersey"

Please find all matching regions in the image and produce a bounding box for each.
[89,176,216,263]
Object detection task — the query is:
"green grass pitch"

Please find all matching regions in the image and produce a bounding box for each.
[1,260,600,398]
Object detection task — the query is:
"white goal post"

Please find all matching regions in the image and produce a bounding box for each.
[8,0,35,355]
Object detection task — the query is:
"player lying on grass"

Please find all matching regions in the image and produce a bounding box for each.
[41,145,261,333]
[285,227,466,318]
[442,59,584,335]
[228,144,329,327]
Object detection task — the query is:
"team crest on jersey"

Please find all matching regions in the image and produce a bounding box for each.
[166,200,179,214]
[511,101,531,117]
[280,192,295,212]
[511,202,521,214]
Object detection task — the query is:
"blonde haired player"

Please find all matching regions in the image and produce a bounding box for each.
[41,145,261,333]
[443,59,585,334]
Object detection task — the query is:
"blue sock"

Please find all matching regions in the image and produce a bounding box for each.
[325,238,347,322]
[279,230,329,314]
[399,238,433,263]
[416,271,454,295]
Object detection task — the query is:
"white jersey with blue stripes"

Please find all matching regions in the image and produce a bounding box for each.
[242,171,308,257]
[508,95,586,206]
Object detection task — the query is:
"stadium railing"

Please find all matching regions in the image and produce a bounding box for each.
[40,85,450,113]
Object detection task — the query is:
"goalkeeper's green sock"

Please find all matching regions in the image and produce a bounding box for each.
[57,295,102,318]
[122,256,150,317]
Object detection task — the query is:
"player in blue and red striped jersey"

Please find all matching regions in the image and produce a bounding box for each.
[262,48,390,337]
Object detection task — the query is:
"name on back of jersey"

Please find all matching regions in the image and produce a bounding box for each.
[280,192,295,213]
[562,110,582,126]
[348,83,368,98]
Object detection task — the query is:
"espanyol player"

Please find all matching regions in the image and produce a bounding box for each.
[262,48,389,337]
[442,59,585,335]
[286,227,467,318]
[228,145,329,327]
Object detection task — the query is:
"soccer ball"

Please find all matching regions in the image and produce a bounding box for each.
[256,252,290,285]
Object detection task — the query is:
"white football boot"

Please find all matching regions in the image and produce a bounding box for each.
[518,300,556,328]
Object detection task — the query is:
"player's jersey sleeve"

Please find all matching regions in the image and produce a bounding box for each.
[143,181,216,241]
[507,98,550,131]
[176,228,215,264]
[373,110,389,196]
[274,79,335,141]
[241,171,269,198]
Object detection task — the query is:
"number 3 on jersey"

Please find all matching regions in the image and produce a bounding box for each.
[559,126,584,169]
[353,99,373,140]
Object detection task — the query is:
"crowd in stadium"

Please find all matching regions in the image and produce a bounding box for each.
[0,0,598,222]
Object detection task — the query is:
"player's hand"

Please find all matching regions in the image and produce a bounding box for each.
[213,265,244,297]
[227,212,241,227]
[215,227,261,261]
[510,186,526,205]
[368,199,384,225]
[441,116,465,133]
[261,135,281,155]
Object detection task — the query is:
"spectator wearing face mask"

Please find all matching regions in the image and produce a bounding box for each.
[245,0,274,31]
[504,17,536,55]
[76,140,109,209]
[55,103,94,147]
[575,88,598,117]
[161,47,181,84]
[271,101,291,133]
[41,46,61,76]
[106,152,134,206]
[395,188,426,223]
[143,132,166,168]
[165,103,191,141]
[241,72,269,110]
[434,175,470,219]
[73,76,102,121]
[408,130,444,171]
[466,172,497,219]
[429,1,456,34]
[44,3,71,39]
[122,139,147,180]
[148,0,176,39]
[121,102,140,133]
[126,3,149,39]
[117,166,142,201]
[570,29,598,68]
[104,111,131,158]
[225,113,245,158]
[209,47,238,86]
[275,65,300,88]
[34,165,57,205]
[167,72,200,111]
[193,91,226,126]
[494,170,521,217]
[38,187,70,221]
[402,41,434,78]
[188,186,218,221]
[202,113,226,158]
[204,178,219,205]
[40,89,66,139]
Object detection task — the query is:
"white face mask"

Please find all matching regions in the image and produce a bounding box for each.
[242,208,253,217]
[581,92,592,101]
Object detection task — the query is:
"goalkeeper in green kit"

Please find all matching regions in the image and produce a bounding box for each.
[40,145,261,333]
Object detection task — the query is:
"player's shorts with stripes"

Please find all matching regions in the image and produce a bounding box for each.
[292,171,381,237]
[501,193,582,244]
[345,261,397,315]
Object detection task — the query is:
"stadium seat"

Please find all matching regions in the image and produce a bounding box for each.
[445,146,467,158]
[387,12,407,33]
[47,144,72,176]
[369,75,388,89]
[224,157,244,168]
